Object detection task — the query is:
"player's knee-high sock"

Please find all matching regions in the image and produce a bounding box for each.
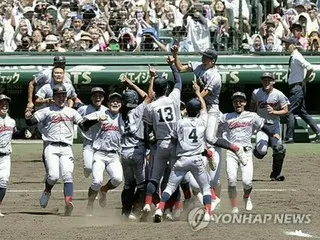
[158,192,171,212]
[180,182,191,200]
[0,188,7,203]
[203,195,212,214]
[101,179,117,192]
[165,189,180,212]
[211,188,217,200]
[145,181,157,205]
[243,187,252,199]
[88,187,98,206]
[64,182,73,203]
[228,186,237,208]
[45,180,54,193]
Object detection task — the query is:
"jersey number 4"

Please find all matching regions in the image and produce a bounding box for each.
[188,128,198,143]
[157,107,174,122]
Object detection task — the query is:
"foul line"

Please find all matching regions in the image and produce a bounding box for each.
[7,188,298,193]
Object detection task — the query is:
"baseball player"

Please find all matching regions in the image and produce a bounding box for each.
[120,77,151,220]
[171,46,249,166]
[141,61,182,220]
[154,81,214,223]
[220,92,280,214]
[77,87,108,178]
[85,92,125,216]
[26,56,82,114]
[25,84,92,216]
[35,66,77,108]
[0,94,16,217]
[250,72,289,181]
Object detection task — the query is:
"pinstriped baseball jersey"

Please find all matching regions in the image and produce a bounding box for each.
[34,105,83,145]
[251,88,289,124]
[0,115,16,154]
[87,110,125,152]
[34,67,72,93]
[77,104,108,141]
[36,82,77,100]
[188,61,221,106]
[143,88,181,140]
[122,102,147,149]
[172,110,207,157]
[220,111,265,146]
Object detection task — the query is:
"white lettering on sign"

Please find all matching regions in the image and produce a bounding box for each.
[0,73,20,84]
[70,72,92,84]
[118,72,169,84]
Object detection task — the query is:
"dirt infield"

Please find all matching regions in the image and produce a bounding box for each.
[1,143,319,240]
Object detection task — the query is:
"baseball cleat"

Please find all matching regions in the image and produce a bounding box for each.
[244,197,253,211]
[164,209,174,221]
[232,207,239,214]
[153,208,163,223]
[0,211,4,217]
[40,191,51,208]
[128,213,137,221]
[211,197,221,212]
[140,204,151,222]
[64,201,74,216]
[235,147,248,166]
[98,190,107,208]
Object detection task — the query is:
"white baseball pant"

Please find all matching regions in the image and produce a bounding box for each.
[226,149,253,189]
[0,155,10,188]
[91,150,123,191]
[44,144,74,185]
[205,106,220,147]
[82,139,94,177]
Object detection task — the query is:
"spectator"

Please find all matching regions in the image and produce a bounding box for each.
[265,33,283,52]
[29,29,43,51]
[290,23,309,50]
[307,4,320,34]
[249,34,266,52]
[308,30,320,51]
[174,0,192,27]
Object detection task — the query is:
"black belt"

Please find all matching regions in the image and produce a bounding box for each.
[50,142,69,147]
[0,152,9,156]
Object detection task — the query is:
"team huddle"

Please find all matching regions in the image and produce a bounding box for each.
[0,49,289,221]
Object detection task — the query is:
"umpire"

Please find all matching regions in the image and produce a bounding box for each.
[283,37,320,143]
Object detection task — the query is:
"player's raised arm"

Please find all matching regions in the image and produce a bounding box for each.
[121,76,148,99]
[147,65,156,100]
[193,80,206,113]
[167,56,182,91]
[171,45,192,73]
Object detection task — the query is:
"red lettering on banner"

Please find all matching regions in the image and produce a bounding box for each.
[229,121,252,129]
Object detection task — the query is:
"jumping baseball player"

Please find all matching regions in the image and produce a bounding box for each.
[25,84,92,216]
[141,61,182,220]
[120,77,151,220]
[35,66,77,108]
[0,94,16,217]
[154,81,214,223]
[250,72,289,181]
[85,92,125,216]
[77,87,108,178]
[171,46,249,166]
[220,92,280,214]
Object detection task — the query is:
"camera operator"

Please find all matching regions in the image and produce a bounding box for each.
[38,34,66,52]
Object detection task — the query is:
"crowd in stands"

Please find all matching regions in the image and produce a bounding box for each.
[0,0,319,53]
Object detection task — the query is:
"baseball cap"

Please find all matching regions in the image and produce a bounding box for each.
[200,48,218,60]
[153,76,168,93]
[231,92,247,101]
[282,37,300,45]
[72,15,83,21]
[91,87,105,95]
[186,98,201,113]
[108,92,122,101]
[52,84,67,95]
[260,72,275,80]
[0,94,11,102]
[53,56,66,64]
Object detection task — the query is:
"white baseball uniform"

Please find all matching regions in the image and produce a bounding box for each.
[188,61,222,147]
[163,109,211,198]
[0,115,16,189]
[121,102,147,188]
[34,105,83,186]
[251,88,289,155]
[77,104,108,177]
[84,110,125,191]
[143,88,181,184]
[220,111,265,189]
